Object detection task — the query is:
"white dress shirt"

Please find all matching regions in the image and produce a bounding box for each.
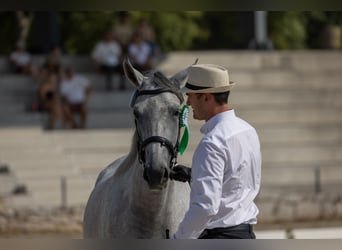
[175,109,261,239]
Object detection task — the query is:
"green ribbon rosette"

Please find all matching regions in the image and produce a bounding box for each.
[179,105,190,155]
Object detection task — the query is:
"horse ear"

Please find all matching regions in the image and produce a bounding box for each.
[169,69,188,89]
[169,58,198,89]
[123,58,144,88]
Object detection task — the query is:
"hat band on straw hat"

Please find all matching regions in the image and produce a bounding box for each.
[184,82,212,91]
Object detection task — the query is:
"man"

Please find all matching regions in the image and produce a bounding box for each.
[171,64,261,239]
[60,67,92,129]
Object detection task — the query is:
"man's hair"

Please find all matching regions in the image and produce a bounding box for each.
[212,91,230,105]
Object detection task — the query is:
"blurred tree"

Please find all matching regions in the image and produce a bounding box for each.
[26,11,60,54]
[268,11,307,49]
[59,11,207,54]
[305,11,342,49]
[59,12,116,55]
[200,12,254,49]
[131,12,207,52]
[0,12,18,54]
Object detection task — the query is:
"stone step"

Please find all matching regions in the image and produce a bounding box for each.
[68,153,124,174]
[86,111,134,129]
[2,149,63,159]
[15,167,74,179]
[2,70,342,94]
[1,105,340,129]
[158,51,342,73]
[230,89,342,109]
[0,113,42,127]
[31,189,92,207]
[186,107,342,130]
[3,51,342,74]
[185,125,342,148]
[232,70,342,91]
[23,175,94,190]
[84,89,342,111]
[0,75,37,91]
[262,144,342,165]
[51,129,133,148]
[87,91,134,110]
[261,165,342,186]
[0,103,28,114]
[236,108,342,126]
[257,126,342,146]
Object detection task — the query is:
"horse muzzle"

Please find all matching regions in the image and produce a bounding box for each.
[143,163,169,190]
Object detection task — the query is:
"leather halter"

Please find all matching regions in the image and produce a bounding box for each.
[131,88,183,169]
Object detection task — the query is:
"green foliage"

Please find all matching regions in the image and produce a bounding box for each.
[268,12,307,49]
[132,12,207,52]
[0,12,18,54]
[305,12,342,48]
[202,12,255,49]
[59,11,207,54]
[60,12,116,55]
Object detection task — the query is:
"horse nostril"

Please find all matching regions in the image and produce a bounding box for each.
[143,168,150,183]
[163,167,169,180]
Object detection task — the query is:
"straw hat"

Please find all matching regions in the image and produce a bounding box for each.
[181,64,235,93]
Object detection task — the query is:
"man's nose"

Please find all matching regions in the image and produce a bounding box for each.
[186,97,191,106]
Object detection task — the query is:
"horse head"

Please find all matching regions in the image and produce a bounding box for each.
[123,58,191,190]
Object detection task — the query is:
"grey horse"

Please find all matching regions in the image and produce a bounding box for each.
[83,59,191,238]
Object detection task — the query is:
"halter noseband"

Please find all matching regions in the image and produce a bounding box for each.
[131,88,183,169]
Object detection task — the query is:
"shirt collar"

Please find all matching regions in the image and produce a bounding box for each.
[200,109,236,134]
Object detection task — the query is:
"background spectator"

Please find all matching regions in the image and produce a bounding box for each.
[136,17,157,54]
[60,67,92,129]
[41,45,64,81]
[112,11,134,56]
[128,31,153,72]
[91,31,125,91]
[38,71,61,130]
[9,40,34,74]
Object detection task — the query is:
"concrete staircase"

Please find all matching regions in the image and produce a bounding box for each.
[0,51,342,210]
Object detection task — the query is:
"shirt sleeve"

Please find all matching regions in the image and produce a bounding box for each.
[174,138,225,239]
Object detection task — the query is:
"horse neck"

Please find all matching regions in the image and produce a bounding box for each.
[116,130,171,228]
[127,131,171,227]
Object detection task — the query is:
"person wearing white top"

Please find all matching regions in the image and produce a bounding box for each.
[60,67,92,129]
[170,63,261,239]
[9,41,33,74]
[91,31,125,91]
[128,31,152,72]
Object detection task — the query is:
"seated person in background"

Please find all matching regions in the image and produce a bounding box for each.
[42,45,64,81]
[38,72,61,130]
[9,40,33,74]
[91,31,125,91]
[60,67,92,129]
[128,31,153,73]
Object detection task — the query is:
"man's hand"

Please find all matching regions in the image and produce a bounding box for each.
[170,164,191,183]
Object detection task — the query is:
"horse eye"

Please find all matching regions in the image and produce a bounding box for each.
[174,109,180,116]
